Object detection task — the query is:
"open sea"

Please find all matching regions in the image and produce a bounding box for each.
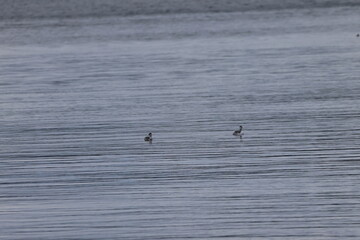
[1,0,360,239]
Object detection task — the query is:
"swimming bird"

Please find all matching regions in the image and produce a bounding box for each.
[144,133,152,142]
[233,126,243,136]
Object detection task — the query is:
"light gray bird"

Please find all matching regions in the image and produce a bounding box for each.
[233,126,243,136]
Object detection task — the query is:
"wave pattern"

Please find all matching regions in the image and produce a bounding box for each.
[1,0,360,20]
[1,6,360,240]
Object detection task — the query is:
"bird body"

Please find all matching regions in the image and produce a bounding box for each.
[233,126,243,136]
[144,133,152,141]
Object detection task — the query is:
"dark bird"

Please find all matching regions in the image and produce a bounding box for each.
[144,132,152,142]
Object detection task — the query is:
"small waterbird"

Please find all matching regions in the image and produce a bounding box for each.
[233,126,243,136]
[144,133,152,142]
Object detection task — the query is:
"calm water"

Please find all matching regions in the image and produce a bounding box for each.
[1,4,360,240]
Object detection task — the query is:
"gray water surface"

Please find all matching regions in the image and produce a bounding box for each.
[1,5,360,240]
